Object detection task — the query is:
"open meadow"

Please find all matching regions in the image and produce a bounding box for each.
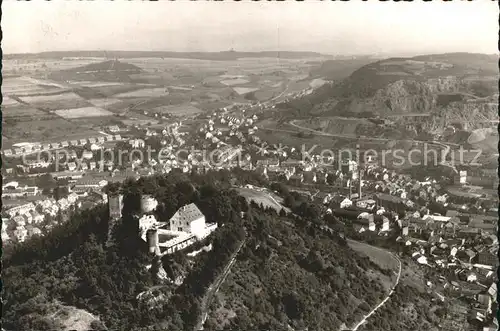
[54,106,115,119]
[235,187,290,213]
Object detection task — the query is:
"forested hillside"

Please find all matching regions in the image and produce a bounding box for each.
[3,170,390,331]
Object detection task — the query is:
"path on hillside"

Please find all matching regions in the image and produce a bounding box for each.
[345,240,402,331]
[195,236,247,331]
[289,120,456,147]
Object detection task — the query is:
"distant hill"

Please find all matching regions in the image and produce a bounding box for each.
[63,59,143,73]
[279,52,498,140]
[308,56,377,80]
[5,50,328,61]
[49,59,143,82]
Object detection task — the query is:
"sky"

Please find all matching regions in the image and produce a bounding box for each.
[3,1,498,56]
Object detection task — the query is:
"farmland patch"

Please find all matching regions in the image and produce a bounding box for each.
[88,98,123,108]
[232,87,260,95]
[3,118,82,141]
[2,105,48,118]
[19,92,91,111]
[152,104,204,117]
[220,78,250,86]
[235,187,290,213]
[114,87,168,98]
[79,81,125,88]
[55,106,115,119]
[2,97,21,106]
[19,92,84,104]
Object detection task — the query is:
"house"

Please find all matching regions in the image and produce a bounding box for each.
[29,210,44,224]
[13,215,27,227]
[374,193,406,214]
[487,283,497,298]
[412,252,428,265]
[475,249,497,266]
[82,150,93,160]
[74,178,108,190]
[380,216,390,232]
[354,215,376,232]
[457,249,477,263]
[169,203,206,237]
[67,192,79,204]
[469,309,486,323]
[339,197,352,209]
[356,199,376,210]
[457,228,481,239]
[476,293,492,312]
[288,173,303,185]
[13,227,28,242]
[6,203,36,217]
[109,125,120,133]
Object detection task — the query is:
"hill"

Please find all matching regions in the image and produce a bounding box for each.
[2,170,390,331]
[5,50,328,61]
[308,56,377,81]
[49,60,143,82]
[279,53,498,138]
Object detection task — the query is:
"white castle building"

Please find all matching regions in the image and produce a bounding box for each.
[140,202,217,256]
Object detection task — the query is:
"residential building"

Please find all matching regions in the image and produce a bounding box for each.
[375,193,406,214]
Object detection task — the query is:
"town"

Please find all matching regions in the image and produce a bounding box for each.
[2,83,498,330]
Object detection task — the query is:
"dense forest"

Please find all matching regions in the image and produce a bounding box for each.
[3,169,391,331]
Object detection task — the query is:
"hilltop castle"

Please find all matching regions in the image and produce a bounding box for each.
[107,193,217,255]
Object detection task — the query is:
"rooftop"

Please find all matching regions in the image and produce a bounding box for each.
[170,203,205,225]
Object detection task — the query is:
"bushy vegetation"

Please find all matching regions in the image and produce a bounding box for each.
[2,169,392,331]
[206,205,388,330]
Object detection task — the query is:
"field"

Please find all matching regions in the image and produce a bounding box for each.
[3,105,49,118]
[113,87,168,98]
[2,97,21,106]
[19,92,92,111]
[294,117,373,136]
[220,78,250,86]
[235,187,290,213]
[232,87,260,95]
[3,118,82,142]
[152,104,204,117]
[55,106,115,119]
[3,54,329,151]
[73,81,124,88]
[88,98,123,108]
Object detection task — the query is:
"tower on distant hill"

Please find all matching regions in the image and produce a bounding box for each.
[107,194,123,246]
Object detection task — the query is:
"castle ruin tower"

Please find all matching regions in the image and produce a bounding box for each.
[146,228,160,256]
[107,194,124,246]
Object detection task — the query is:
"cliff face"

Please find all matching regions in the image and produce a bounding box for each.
[307,53,498,135]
